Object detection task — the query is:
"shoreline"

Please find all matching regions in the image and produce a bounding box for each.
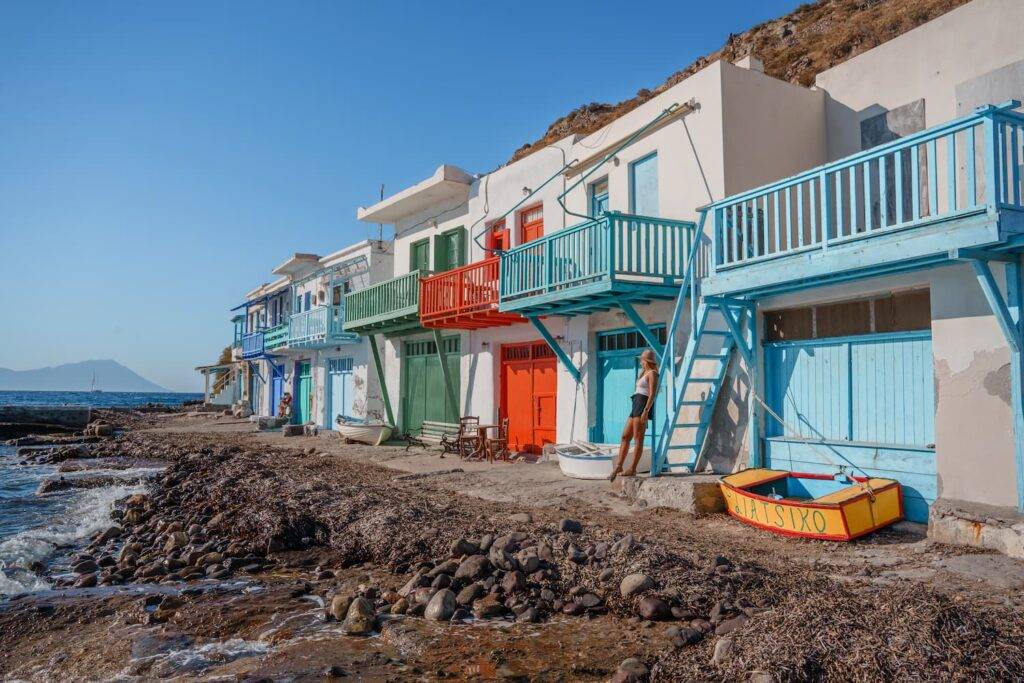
[1,410,1024,680]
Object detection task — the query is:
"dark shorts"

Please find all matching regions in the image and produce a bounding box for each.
[629,393,649,418]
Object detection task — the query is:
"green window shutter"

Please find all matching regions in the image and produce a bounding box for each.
[433,234,448,272]
[453,227,467,267]
[410,238,429,272]
[434,227,467,272]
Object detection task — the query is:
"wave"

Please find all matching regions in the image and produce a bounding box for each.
[0,482,148,596]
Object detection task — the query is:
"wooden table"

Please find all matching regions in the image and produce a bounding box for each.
[471,424,498,461]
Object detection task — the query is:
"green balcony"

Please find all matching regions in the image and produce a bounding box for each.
[263,322,289,351]
[344,270,425,336]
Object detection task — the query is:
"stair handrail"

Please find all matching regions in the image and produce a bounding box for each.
[651,210,706,475]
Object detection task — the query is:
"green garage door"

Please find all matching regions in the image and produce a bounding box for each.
[402,336,460,435]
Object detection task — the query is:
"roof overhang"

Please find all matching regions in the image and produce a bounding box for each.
[272,252,321,278]
[357,165,474,223]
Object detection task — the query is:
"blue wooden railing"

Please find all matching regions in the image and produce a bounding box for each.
[710,103,1024,271]
[241,331,265,359]
[288,305,358,347]
[499,212,695,303]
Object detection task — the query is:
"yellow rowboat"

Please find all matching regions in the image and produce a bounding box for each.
[720,468,903,541]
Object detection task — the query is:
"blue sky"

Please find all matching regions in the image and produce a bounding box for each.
[0,0,799,391]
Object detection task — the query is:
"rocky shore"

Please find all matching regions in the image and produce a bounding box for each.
[2,411,1024,681]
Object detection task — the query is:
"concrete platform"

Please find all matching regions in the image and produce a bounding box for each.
[929,498,1024,560]
[612,473,725,514]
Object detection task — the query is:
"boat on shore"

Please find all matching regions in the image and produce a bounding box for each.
[335,415,393,446]
[554,441,651,480]
[719,468,903,541]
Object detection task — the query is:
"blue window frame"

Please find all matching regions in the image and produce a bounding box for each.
[630,152,659,216]
[590,177,609,216]
[303,292,311,311]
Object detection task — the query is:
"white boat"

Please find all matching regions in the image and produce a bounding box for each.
[335,415,393,446]
[554,441,651,480]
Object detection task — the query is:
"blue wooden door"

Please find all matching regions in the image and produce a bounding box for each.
[326,357,355,428]
[249,372,262,415]
[630,153,659,216]
[595,327,663,447]
[764,331,936,522]
[270,364,284,417]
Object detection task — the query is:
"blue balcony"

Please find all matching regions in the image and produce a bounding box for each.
[288,305,359,348]
[498,212,695,317]
[241,331,265,359]
[703,103,1024,297]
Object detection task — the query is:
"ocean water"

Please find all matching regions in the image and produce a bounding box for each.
[0,390,203,409]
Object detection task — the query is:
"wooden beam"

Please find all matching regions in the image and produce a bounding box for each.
[528,317,581,383]
[950,247,1018,263]
[432,329,460,420]
[619,301,665,361]
[716,301,753,367]
[368,334,396,427]
[970,260,1021,352]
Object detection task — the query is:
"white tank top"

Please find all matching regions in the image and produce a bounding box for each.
[634,372,650,396]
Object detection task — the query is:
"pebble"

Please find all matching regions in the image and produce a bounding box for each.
[620,573,654,598]
[637,596,671,621]
[510,512,533,524]
[559,518,582,533]
[667,626,703,647]
[611,657,648,683]
[326,594,352,622]
[714,615,749,636]
[711,636,734,664]
[342,597,376,635]
[424,589,457,621]
[577,593,602,609]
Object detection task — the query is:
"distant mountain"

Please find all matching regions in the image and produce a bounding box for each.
[0,359,169,392]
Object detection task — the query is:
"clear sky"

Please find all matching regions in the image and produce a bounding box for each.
[0,0,800,392]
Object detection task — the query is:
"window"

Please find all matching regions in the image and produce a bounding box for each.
[764,289,931,342]
[486,220,510,255]
[332,285,342,306]
[630,153,659,216]
[410,238,430,273]
[434,227,467,272]
[303,291,311,311]
[590,177,609,216]
[519,205,544,244]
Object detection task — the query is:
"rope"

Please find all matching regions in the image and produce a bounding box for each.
[748,389,877,500]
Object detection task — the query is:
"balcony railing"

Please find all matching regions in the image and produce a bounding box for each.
[421,259,524,329]
[499,212,694,310]
[241,331,265,359]
[344,270,424,335]
[288,305,359,347]
[263,322,289,351]
[710,104,1024,274]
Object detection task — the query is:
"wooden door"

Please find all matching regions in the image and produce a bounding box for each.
[326,357,354,428]
[519,205,544,244]
[295,361,312,424]
[402,337,460,434]
[500,341,557,453]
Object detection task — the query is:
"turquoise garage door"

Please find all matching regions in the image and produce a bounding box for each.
[764,330,936,523]
[595,326,666,447]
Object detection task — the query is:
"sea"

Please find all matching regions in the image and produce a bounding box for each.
[0,390,201,595]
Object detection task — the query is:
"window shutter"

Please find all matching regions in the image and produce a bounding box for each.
[433,234,448,272]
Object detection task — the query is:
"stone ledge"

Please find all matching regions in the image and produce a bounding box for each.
[928,498,1024,559]
[612,474,725,514]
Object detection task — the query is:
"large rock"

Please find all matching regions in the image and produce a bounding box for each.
[611,657,648,683]
[326,594,352,622]
[472,593,505,619]
[620,573,654,598]
[456,583,485,606]
[712,637,735,665]
[449,538,478,557]
[559,518,583,533]
[424,589,457,621]
[282,425,304,437]
[164,531,189,553]
[637,596,671,621]
[342,597,376,635]
[427,559,459,577]
[454,555,490,581]
[500,570,526,594]
[715,615,749,636]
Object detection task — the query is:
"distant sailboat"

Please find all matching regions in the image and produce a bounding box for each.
[91,373,102,393]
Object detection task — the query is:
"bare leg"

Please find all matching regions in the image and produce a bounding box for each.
[624,419,648,476]
[609,419,635,481]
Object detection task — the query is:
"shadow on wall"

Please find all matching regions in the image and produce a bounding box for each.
[702,354,751,474]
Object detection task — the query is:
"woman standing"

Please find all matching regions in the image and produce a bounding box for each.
[610,348,659,481]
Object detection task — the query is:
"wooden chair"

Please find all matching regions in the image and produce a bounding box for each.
[456,416,481,459]
[484,418,510,462]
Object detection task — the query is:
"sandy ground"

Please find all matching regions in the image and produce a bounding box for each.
[1,411,1023,682]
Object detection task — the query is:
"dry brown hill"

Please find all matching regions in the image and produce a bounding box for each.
[509,0,969,163]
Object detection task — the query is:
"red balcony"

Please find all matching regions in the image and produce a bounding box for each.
[420,259,525,329]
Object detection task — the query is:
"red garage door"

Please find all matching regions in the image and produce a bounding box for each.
[500,341,557,453]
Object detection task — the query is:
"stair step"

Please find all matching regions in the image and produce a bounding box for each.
[675,422,704,428]
[694,353,729,360]
[687,377,718,383]
[667,444,699,449]
[679,399,712,406]
[701,330,730,336]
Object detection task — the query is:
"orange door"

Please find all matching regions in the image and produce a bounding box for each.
[519,205,544,244]
[500,342,557,453]
[486,219,510,255]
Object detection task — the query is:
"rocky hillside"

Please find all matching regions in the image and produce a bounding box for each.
[509,0,969,163]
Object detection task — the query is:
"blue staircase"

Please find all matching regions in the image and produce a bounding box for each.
[651,215,754,475]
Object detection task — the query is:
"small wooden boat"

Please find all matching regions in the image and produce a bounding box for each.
[555,441,651,480]
[335,415,393,446]
[720,468,903,541]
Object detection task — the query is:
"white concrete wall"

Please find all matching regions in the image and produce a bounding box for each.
[816,0,1024,159]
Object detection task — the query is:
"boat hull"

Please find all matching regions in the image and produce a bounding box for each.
[556,443,651,480]
[336,421,393,447]
[720,469,903,541]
